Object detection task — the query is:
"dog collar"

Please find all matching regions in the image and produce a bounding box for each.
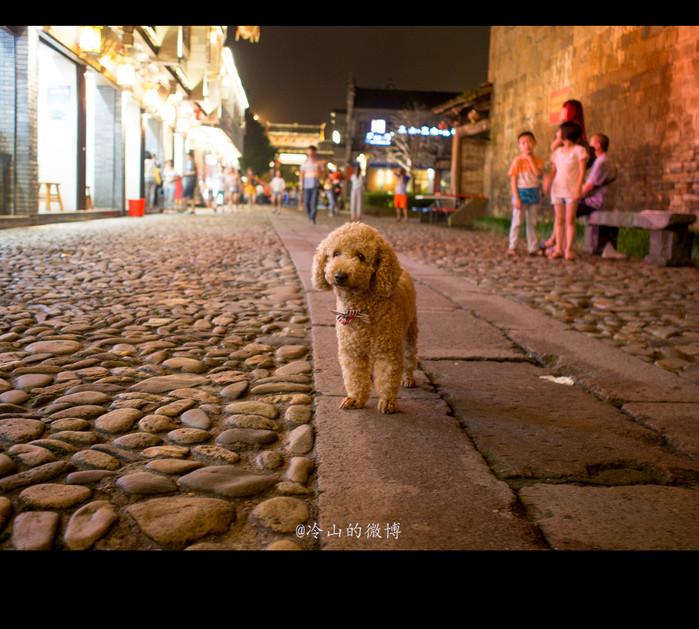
[331,308,371,325]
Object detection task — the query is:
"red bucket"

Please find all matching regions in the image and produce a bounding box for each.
[128,198,145,217]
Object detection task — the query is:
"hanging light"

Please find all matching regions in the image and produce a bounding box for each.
[79,26,102,54]
[116,60,136,87]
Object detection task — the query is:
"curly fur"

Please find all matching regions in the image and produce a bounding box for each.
[312,222,418,414]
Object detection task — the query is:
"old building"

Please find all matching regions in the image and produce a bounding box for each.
[485,26,699,217]
[0,25,248,221]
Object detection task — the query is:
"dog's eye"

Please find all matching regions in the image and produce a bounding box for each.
[356,252,366,262]
[332,250,341,257]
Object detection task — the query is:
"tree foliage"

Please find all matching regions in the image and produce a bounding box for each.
[241,110,275,176]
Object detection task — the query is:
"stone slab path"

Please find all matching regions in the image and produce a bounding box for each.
[272,211,699,550]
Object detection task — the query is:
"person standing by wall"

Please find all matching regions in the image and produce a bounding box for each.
[300,145,321,224]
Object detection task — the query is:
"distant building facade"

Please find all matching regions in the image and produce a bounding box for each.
[343,80,460,194]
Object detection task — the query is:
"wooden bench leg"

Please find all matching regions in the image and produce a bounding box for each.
[584,224,619,255]
[646,229,695,266]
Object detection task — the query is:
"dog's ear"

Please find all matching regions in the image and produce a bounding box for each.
[311,240,331,290]
[372,240,402,298]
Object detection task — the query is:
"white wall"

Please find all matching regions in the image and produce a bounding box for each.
[123,92,142,204]
[37,42,77,211]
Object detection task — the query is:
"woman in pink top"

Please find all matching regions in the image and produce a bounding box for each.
[545,121,588,260]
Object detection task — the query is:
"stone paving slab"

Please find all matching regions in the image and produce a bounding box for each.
[422,360,699,484]
[313,396,542,550]
[519,483,699,550]
[307,291,337,327]
[507,327,699,403]
[622,402,699,459]
[418,311,527,361]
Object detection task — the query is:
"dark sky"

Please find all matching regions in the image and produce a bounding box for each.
[228,26,490,126]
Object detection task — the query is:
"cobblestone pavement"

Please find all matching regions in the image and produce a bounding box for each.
[368,217,699,384]
[0,211,316,550]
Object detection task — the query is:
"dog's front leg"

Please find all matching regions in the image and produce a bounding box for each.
[339,351,371,410]
[373,346,404,414]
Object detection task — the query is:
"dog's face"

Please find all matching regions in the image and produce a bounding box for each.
[312,223,401,298]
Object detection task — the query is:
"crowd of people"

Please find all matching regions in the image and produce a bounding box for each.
[507,99,620,262]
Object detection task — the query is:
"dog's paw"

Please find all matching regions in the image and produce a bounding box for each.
[340,397,363,410]
[377,398,399,414]
[401,374,416,388]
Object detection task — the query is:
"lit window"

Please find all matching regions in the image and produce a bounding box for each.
[371,119,386,134]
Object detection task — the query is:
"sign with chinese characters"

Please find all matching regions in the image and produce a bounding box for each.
[365,123,454,146]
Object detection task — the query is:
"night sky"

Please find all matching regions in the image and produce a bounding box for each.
[228,26,491,126]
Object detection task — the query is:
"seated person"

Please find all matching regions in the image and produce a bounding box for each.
[576,133,616,217]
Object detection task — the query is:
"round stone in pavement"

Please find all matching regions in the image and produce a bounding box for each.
[131,374,208,393]
[190,445,240,465]
[185,542,234,551]
[19,483,92,509]
[275,345,309,360]
[1,390,30,405]
[285,405,312,424]
[8,444,56,468]
[168,428,211,445]
[71,450,122,471]
[180,408,211,430]
[64,500,118,550]
[0,453,17,477]
[256,450,284,470]
[224,401,279,419]
[95,408,143,434]
[14,374,54,390]
[220,381,249,399]
[143,445,190,459]
[274,361,312,377]
[252,497,309,533]
[146,459,204,475]
[52,391,112,406]
[216,428,277,449]
[126,496,235,547]
[50,418,92,432]
[24,340,81,355]
[177,465,279,497]
[285,425,314,456]
[266,540,303,551]
[116,472,178,494]
[138,414,180,434]
[66,470,117,484]
[223,415,280,431]
[12,511,60,550]
[113,433,163,450]
[0,496,12,530]
[162,357,206,373]
[0,418,46,445]
[285,457,314,484]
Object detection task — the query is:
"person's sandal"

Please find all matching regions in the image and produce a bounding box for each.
[548,249,563,259]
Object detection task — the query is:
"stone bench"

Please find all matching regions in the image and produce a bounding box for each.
[584,210,696,266]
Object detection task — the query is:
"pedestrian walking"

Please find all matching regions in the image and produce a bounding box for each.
[300,145,322,223]
[393,167,410,222]
[350,163,364,222]
[271,169,285,214]
[144,151,157,210]
[507,131,544,257]
[244,168,256,209]
[182,150,198,214]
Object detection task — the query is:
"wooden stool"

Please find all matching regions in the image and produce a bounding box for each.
[39,182,64,211]
[85,185,94,210]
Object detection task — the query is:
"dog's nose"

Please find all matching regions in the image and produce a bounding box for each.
[334,273,348,285]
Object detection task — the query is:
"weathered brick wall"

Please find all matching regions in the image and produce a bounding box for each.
[486,26,699,217]
[459,138,488,195]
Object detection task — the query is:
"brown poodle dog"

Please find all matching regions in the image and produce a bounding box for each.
[312,222,418,414]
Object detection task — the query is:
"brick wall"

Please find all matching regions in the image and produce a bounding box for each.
[486,26,699,217]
